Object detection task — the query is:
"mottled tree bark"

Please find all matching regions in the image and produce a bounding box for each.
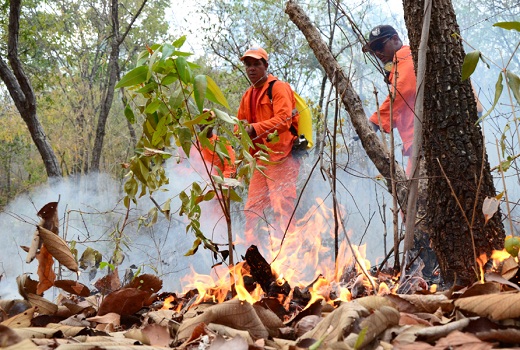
[0,0,62,178]
[403,0,505,285]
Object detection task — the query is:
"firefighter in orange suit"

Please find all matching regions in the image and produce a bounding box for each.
[363,25,416,176]
[237,47,300,242]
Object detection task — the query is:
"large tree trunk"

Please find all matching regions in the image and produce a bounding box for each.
[0,0,62,179]
[403,0,505,285]
[285,0,409,210]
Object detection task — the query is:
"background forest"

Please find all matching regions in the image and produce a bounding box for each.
[0,0,519,297]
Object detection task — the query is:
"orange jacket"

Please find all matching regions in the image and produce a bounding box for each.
[237,74,298,162]
[369,45,416,156]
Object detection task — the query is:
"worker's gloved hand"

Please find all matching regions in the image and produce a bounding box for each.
[370,121,380,132]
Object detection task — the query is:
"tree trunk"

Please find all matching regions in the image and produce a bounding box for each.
[90,0,121,172]
[403,0,505,285]
[0,0,62,178]
[285,0,409,210]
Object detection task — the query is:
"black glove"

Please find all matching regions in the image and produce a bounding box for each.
[370,121,380,132]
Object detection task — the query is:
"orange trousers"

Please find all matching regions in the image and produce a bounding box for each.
[244,154,300,242]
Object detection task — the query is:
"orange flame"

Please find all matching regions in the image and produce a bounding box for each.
[161,295,174,310]
[179,197,382,310]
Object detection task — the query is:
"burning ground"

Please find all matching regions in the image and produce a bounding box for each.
[3,199,520,349]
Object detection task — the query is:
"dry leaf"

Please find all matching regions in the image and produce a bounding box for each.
[298,299,368,342]
[391,294,452,314]
[36,245,56,295]
[252,303,284,338]
[97,288,152,316]
[0,307,35,328]
[454,292,520,320]
[123,274,163,293]
[458,281,501,298]
[146,309,175,328]
[346,305,400,348]
[484,272,520,291]
[477,327,520,344]
[399,312,432,326]
[140,323,171,346]
[46,323,88,337]
[0,338,39,349]
[94,267,121,295]
[37,226,78,272]
[25,228,41,264]
[501,256,519,280]
[415,318,470,342]
[87,312,121,326]
[436,330,493,350]
[0,324,22,347]
[482,196,500,225]
[177,299,269,341]
[208,334,248,350]
[16,274,39,300]
[53,280,90,297]
[11,327,62,339]
[26,293,58,315]
[207,324,254,344]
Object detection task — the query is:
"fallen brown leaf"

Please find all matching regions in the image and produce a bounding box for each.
[36,245,56,295]
[37,226,78,272]
[94,267,121,295]
[26,294,58,315]
[177,299,269,341]
[53,280,90,297]
[97,288,152,316]
[123,274,163,294]
[454,291,520,320]
[208,334,248,350]
[140,323,171,346]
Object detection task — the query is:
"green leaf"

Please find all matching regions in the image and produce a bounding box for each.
[493,21,520,32]
[161,44,175,61]
[124,104,135,124]
[193,75,207,113]
[115,66,148,88]
[124,176,138,198]
[476,72,503,123]
[172,35,187,48]
[178,126,193,157]
[145,99,162,114]
[161,73,177,86]
[506,71,520,106]
[205,75,231,110]
[185,238,202,256]
[214,108,238,124]
[183,111,210,128]
[461,50,480,81]
[135,81,158,94]
[176,56,192,84]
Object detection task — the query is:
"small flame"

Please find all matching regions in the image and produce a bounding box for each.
[491,249,511,263]
[161,295,174,310]
[430,284,437,293]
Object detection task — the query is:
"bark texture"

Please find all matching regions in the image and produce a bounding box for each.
[403,0,505,285]
[285,0,409,209]
[0,0,62,178]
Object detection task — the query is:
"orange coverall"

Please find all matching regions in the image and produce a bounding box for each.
[237,74,300,241]
[369,45,416,173]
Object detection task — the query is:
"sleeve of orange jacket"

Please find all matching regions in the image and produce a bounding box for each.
[200,135,236,178]
[369,59,415,134]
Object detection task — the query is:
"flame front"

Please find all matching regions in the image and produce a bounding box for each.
[179,197,379,309]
